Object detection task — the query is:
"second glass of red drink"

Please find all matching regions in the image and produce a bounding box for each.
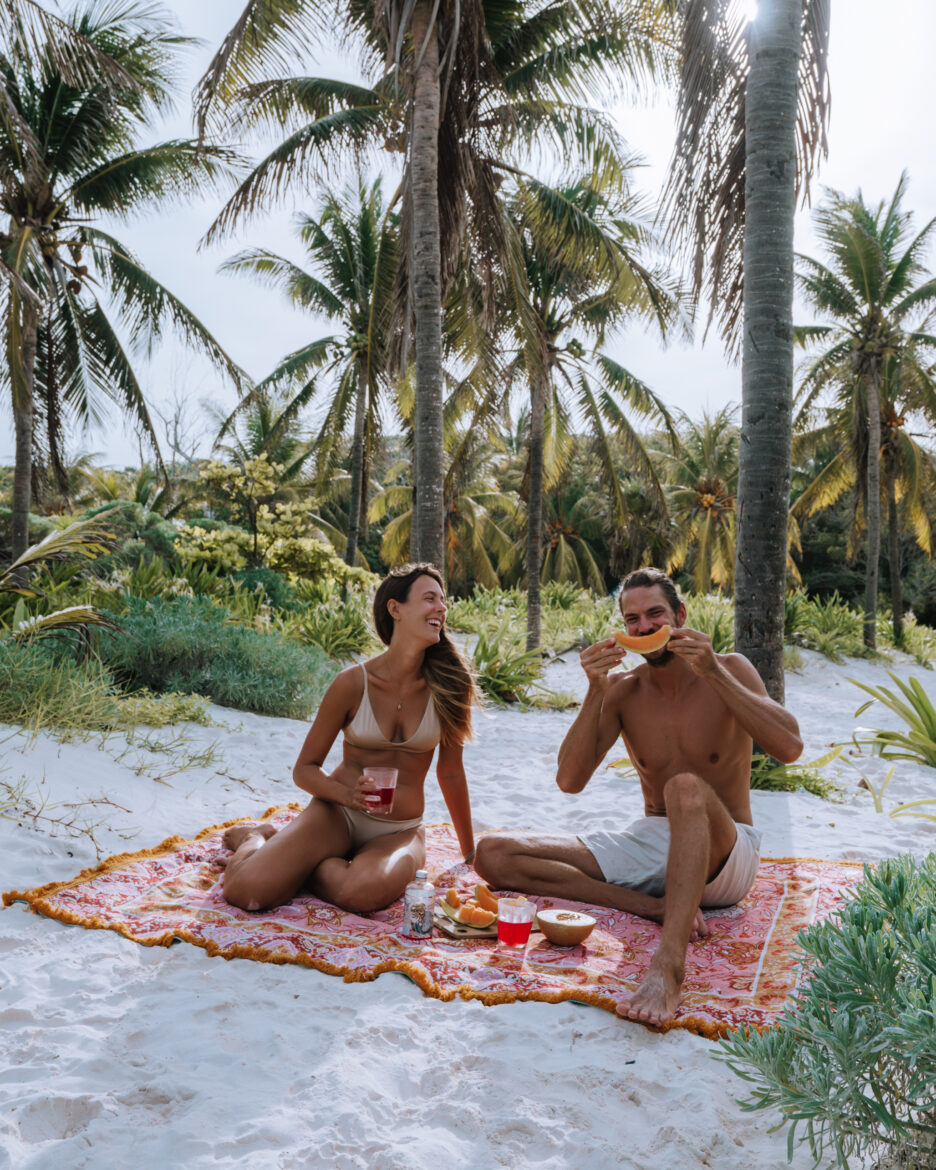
[497,897,536,949]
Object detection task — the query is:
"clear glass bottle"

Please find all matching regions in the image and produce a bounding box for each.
[402,869,435,940]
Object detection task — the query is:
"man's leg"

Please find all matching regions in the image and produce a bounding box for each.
[475,834,684,925]
[620,772,738,1026]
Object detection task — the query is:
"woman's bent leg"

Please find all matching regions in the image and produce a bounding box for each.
[222,799,351,911]
[311,826,426,913]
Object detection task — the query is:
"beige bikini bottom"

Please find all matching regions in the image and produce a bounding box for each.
[339,806,423,852]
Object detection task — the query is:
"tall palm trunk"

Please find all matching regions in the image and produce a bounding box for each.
[525,372,548,651]
[11,301,39,568]
[409,0,445,572]
[345,360,367,570]
[886,463,902,643]
[734,0,801,704]
[864,366,882,649]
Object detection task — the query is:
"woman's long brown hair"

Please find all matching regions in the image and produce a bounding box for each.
[373,563,476,745]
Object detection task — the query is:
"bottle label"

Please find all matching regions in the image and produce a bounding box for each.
[403,891,433,938]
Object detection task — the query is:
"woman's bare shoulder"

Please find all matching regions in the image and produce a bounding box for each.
[321,664,365,710]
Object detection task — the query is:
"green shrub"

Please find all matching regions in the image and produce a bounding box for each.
[791,592,865,661]
[232,567,298,610]
[471,622,544,706]
[850,672,936,767]
[280,602,375,662]
[541,581,587,610]
[749,747,841,799]
[98,597,337,718]
[719,853,936,1169]
[0,638,119,730]
[783,644,805,672]
[895,614,936,669]
[82,500,179,564]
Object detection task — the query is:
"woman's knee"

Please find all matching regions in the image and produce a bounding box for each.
[329,865,410,914]
[222,870,277,913]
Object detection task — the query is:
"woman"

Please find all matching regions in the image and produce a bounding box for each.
[221,563,477,913]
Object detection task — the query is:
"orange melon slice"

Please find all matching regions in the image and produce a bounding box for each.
[445,887,461,909]
[474,883,499,914]
[454,904,497,928]
[613,624,671,654]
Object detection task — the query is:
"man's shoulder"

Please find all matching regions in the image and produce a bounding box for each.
[604,665,644,706]
[715,651,763,686]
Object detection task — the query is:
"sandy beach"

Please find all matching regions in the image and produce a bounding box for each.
[2,648,935,1170]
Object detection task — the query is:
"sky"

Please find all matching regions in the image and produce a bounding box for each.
[2,0,935,467]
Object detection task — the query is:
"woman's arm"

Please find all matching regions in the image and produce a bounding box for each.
[436,740,475,862]
[292,669,368,809]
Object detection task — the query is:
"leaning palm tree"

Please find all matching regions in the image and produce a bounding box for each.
[499,173,681,649]
[794,176,936,647]
[1,1,247,564]
[654,406,739,593]
[664,0,831,700]
[219,177,397,570]
[194,0,676,571]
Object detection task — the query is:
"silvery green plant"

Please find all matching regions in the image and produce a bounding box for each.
[718,854,936,1168]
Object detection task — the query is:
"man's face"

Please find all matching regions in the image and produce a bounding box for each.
[619,584,684,665]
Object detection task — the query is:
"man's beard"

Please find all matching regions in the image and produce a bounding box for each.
[646,647,675,668]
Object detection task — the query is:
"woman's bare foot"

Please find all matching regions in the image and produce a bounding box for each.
[221,822,277,853]
[617,953,684,1026]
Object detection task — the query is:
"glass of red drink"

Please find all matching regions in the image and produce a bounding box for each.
[362,767,398,815]
[497,897,535,949]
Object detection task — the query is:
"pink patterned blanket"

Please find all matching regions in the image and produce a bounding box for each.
[3,805,865,1038]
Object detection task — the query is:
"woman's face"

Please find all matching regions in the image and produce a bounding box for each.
[388,574,447,646]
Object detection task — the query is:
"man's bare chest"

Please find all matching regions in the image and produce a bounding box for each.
[619,686,747,777]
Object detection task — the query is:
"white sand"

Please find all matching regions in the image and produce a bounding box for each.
[2,649,935,1169]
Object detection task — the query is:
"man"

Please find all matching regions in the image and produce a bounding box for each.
[474,567,803,1026]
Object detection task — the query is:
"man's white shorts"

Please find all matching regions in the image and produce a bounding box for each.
[579,818,762,908]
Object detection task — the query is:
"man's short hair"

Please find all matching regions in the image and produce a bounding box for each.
[619,567,682,616]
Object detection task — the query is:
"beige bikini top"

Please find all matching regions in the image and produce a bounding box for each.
[343,664,442,753]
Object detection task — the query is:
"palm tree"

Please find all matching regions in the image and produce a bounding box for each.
[194,0,675,573]
[500,174,680,649]
[369,423,518,595]
[219,177,397,570]
[664,0,831,700]
[793,177,936,647]
[654,406,739,593]
[1,1,246,563]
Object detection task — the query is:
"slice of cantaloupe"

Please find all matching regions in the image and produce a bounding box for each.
[474,883,499,914]
[613,624,672,654]
[445,887,461,909]
[454,903,497,928]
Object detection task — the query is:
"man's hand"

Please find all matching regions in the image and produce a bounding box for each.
[580,636,625,689]
[667,626,719,676]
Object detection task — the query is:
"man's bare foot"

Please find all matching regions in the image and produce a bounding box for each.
[617,955,684,1026]
[221,822,277,853]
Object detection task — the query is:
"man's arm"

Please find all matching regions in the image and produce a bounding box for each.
[669,628,803,763]
[556,637,627,793]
